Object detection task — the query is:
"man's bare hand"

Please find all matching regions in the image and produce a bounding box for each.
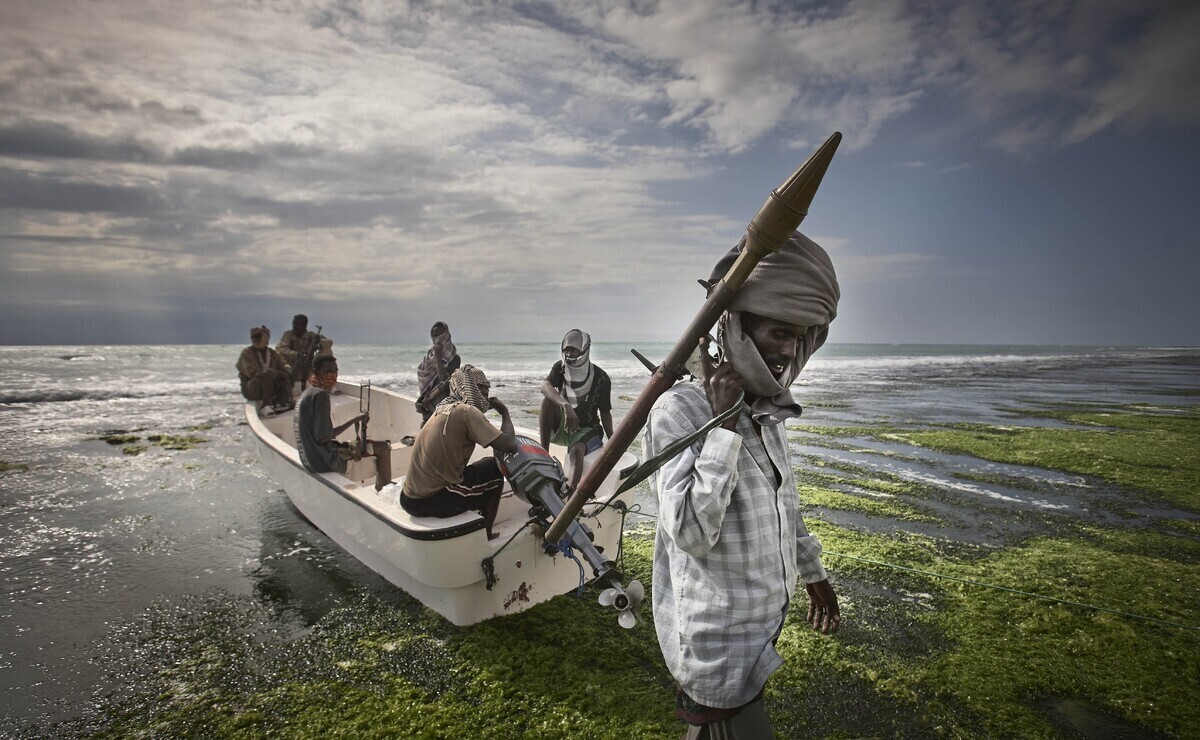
[805,579,840,634]
[489,397,509,416]
[698,336,743,430]
[563,404,580,433]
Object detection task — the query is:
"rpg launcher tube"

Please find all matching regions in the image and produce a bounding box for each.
[541,132,843,547]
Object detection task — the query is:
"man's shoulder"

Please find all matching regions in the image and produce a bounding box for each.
[448,403,490,425]
[654,381,708,414]
[448,404,500,439]
[298,386,328,405]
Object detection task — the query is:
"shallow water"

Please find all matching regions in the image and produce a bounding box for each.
[1,343,1198,731]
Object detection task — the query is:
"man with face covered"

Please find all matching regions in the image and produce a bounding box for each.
[402,365,519,539]
[415,321,462,424]
[644,231,841,738]
[539,329,614,490]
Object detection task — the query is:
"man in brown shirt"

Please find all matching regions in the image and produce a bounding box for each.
[401,365,518,539]
[235,325,292,412]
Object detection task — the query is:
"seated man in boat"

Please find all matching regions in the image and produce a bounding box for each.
[236,325,293,413]
[275,314,333,387]
[539,329,613,490]
[414,321,461,425]
[294,354,379,480]
[402,365,518,540]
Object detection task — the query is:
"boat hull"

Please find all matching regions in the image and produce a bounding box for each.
[246,382,635,625]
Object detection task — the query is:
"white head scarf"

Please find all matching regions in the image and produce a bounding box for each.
[560,329,593,408]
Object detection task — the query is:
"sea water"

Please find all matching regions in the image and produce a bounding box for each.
[1,343,1197,731]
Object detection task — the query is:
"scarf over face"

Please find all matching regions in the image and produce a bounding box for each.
[707,231,840,426]
[560,329,594,408]
[434,365,491,416]
[309,370,337,392]
[417,327,458,395]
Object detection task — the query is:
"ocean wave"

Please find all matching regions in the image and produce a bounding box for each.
[0,381,238,405]
[58,353,108,362]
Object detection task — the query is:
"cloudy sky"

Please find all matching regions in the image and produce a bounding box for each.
[2,0,1198,345]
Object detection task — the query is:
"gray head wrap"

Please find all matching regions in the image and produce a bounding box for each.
[707,231,840,425]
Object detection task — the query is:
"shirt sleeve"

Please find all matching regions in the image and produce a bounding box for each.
[597,370,612,412]
[646,396,742,557]
[235,348,255,377]
[546,361,564,389]
[460,406,503,448]
[796,533,827,584]
[311,391,335,444]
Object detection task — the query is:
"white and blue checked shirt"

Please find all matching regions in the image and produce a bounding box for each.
[646,381,826,709]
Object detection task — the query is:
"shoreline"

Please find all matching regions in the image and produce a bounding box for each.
[25,402,1197,738]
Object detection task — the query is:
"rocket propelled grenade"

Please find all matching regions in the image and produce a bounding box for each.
[540,131,843,547]
[721,131,843,290]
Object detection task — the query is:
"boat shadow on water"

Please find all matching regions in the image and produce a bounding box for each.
[250,490,431,632]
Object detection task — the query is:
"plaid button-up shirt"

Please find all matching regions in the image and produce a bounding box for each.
[646,381,826,709]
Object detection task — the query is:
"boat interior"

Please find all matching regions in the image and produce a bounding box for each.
[255,384,604,543]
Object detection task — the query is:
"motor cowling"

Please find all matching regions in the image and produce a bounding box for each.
[495,436,642,629]
[496,435,566,504]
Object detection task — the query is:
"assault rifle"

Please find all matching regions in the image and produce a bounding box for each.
[356,381,392,491]
[296,324,324,390]
[357,381,371,458]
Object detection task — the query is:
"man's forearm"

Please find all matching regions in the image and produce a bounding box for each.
[541,381,569,409]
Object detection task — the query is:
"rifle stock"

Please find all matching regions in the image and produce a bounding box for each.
[541,132,842,545]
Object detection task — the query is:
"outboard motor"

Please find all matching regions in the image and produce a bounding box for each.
[496,436,643,627]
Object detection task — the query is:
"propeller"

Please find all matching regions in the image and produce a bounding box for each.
[598,579,644,629]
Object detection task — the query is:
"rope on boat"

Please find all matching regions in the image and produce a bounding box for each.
[824,550,1200,633]
[580,499,644,576]
[481,517,540,591]
[546,538,586,597]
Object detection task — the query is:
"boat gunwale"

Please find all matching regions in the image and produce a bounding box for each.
[245,401,489,541]
[245,387,639,543]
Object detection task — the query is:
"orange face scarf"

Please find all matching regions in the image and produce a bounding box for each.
[309,371,337,391]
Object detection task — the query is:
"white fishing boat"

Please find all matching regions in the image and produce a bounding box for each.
[245,381,640,626]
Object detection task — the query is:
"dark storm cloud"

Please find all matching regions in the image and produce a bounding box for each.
[0,122,160,163]
[0,167,165,216]
[1,0,1198,345]
[0,232,180,253]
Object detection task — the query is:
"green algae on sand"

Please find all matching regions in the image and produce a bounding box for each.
[146,434,208,451]
[884,407,1200,512]
[67,405,1200,738]
[74,534,679,739]
[99,432,141,445]
[805,522,1200,738]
